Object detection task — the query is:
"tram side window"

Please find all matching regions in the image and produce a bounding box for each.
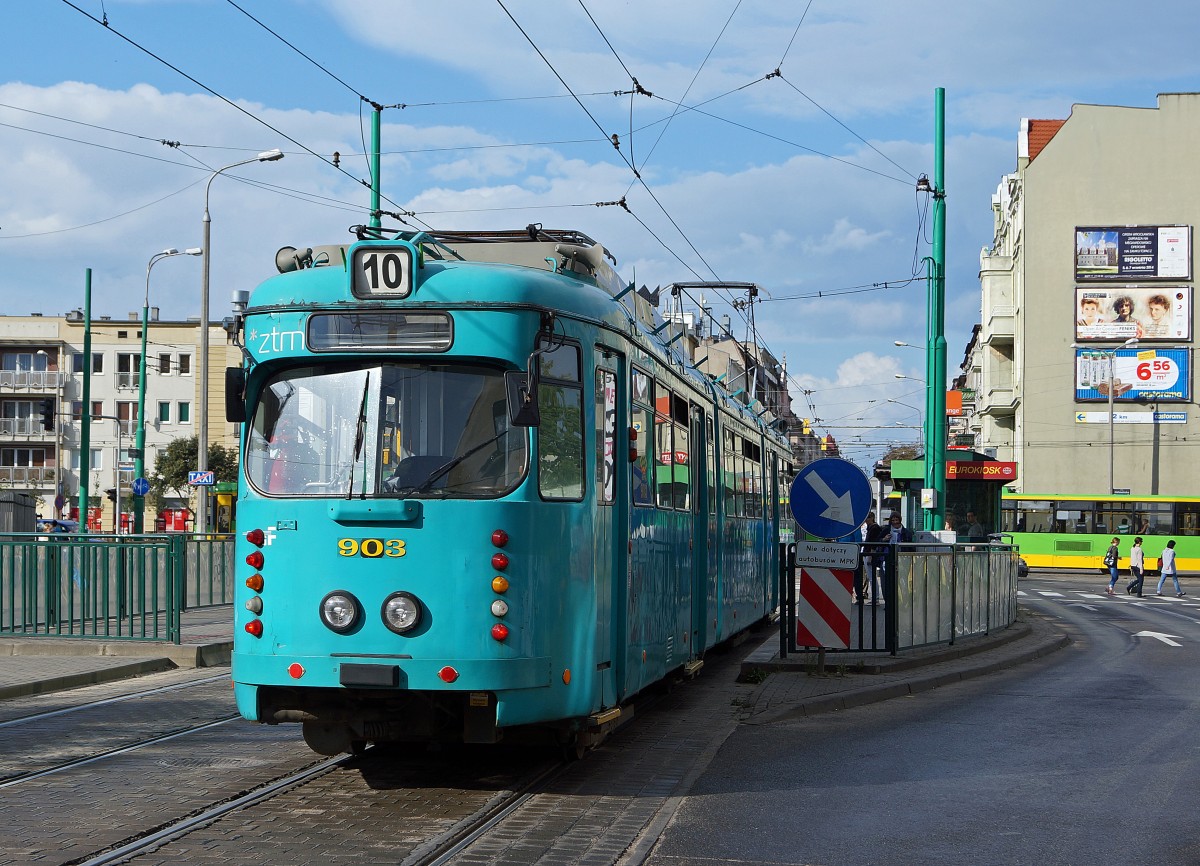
[595,368,616,505]
[743,439,762,518]
[657,383,676,506]
[631,370,653,506]
[538,343,584,500]
[670,392,689,511]
[706,414,716,516]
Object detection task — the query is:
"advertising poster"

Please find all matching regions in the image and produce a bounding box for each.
[1074,285,1191,342]
[1075,347,1190,402]
[1075,226,1191,281]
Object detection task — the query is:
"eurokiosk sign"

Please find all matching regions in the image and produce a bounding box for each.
[945,461,1017,481]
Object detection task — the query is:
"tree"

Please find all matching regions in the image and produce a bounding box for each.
[149,436,239,517]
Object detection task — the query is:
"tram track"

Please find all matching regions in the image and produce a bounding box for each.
[64,746,564,866]
[0,672,229,730]
[0,715,240,787]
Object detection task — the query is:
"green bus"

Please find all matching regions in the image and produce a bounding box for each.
[1001,493,1200,572]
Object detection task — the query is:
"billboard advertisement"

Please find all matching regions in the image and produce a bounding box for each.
[1074,286,1191,342]
[1075,225,1191,281]
[1075,347,1191,402]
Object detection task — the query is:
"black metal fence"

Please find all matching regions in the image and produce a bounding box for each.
[0,533,235,644]
[779,541,1022,657]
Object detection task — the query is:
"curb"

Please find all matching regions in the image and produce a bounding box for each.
[0,657,176,701]
[0,638,232,669]
[744,629,1071,725]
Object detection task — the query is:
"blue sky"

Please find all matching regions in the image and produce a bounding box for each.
[4,0,1200,468]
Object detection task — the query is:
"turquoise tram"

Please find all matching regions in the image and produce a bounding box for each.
[227,227,790,754]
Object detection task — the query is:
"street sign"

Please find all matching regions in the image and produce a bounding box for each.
[132,477,150,496]
[796,566,853,650]
[188,470,215,486]
[795,541,860,570]
[789,458,872,540]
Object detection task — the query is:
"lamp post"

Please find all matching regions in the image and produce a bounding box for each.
[1104,337,1139,495]
[197,149,283,534]
[134,248,202,533]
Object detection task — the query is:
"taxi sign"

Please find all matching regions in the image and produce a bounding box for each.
[188,470,215,486]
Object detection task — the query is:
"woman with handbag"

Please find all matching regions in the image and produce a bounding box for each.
[1155,540,1183,597]
[1104,537,1120,595]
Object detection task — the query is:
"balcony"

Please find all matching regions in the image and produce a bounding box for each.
[985,305,1016,344]
[0,370,64,391]
[0,418,54,438]
[117,372,141,390]
[0,466,56,485]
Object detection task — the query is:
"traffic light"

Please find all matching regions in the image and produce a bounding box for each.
[39,399,55,432]
[104,488,117,503]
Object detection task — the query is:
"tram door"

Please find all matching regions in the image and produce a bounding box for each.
[593,347,629,706]
[689,406,710,656]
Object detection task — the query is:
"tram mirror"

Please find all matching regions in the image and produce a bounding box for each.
[505,370,540,427]
[225,367,247,422]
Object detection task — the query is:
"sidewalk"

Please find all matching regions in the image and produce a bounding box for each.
[737,605,1069,724]
[0,605,233,700]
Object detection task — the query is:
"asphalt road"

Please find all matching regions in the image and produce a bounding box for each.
[645,571,1200,866]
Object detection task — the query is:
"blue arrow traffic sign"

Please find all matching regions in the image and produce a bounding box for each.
[789,457,872,540]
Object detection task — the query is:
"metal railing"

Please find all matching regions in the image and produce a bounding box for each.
[780,541,1021,657]
[0,370,64,390]
[0,533,234,643]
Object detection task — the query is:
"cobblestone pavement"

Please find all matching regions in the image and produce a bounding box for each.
[0,608,1068,866]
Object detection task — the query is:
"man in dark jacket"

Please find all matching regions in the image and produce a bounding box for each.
[881,511,914,604]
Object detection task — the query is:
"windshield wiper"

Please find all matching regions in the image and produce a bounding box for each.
[346,372,370,499]
[416,430,507,492]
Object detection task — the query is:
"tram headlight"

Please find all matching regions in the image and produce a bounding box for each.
[319,591,360,634]
[381,591,421,634]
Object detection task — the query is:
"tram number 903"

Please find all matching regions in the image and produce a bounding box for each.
[337,538,407,558]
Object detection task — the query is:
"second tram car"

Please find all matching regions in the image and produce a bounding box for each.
[228,227,790,754]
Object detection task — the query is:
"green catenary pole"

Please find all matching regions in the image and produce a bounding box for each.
[79,270,92,534]
[369,104,382,230]
[923,88,948,531]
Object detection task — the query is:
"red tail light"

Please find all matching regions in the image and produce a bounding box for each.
[288,663,305,679]
[490,623,509,641]
[245,528,265,547]
[246,551,264,570]
[244,619,263,637]
[491,552,509,571]
[438,666,459,683]
[491,529,509,548]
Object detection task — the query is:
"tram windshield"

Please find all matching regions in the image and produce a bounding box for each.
[245,363,527,497]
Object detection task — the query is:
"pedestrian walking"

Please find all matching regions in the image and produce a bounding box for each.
[1155,539,1184,597]
[1125,536,1146,597]
[1104,537,1120,595]
[881,511,914,606]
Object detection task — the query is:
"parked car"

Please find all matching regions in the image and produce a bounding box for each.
[36,519,79,537]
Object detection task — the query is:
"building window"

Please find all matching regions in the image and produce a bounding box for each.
[158,401,171,423]
[158,353,172,375]
[117,353,141,390]
[72,448,105,471]
[91,400,103,420]
[72,401,83,422]
[73,353,104,374]
[178,401,191,423]
[178,354,192,375]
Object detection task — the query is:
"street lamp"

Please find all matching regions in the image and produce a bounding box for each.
[894,373,926,382]
[887,398,923,430]
[197,148,283,534]
[134,248,202,532]
[894,340,921,349]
